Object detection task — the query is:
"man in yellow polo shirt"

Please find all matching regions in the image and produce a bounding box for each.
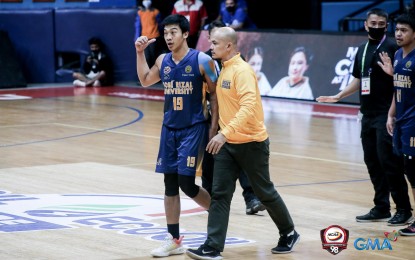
[186,27,300,260]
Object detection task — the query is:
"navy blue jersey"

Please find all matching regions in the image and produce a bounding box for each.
[392,48,415,122]
[160,49,209,129]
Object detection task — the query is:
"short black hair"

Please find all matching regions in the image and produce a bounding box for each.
[395,6,415,30]
[88,37,105,52]
[162,14,190,34]
[88,37,103,47]
[366,8,389,20]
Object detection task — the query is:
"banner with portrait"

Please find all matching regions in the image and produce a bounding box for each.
[197,30,368,105]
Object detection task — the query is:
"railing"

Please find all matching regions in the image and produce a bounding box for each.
[339,16,398,34]
[338,0,407,32]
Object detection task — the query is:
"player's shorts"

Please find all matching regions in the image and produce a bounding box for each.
[394,119,415,156]
[155,122,208,176]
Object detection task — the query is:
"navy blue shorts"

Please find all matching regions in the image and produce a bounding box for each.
[155,122,207,176]
[394,119,415,157]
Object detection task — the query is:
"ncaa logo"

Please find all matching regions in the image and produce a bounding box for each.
[320,225,349,255]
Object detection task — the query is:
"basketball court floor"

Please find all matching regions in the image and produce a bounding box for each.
[0,83,413,259]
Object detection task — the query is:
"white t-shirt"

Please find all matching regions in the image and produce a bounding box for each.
[257,72,272,96]
[268,76,314,100]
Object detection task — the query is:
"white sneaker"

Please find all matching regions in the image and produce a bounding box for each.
[93,80,101,87]
[73,79,86,87]
[150,234,185,257]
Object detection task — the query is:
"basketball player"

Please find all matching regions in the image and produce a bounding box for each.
[378,8,415,236]
[134,14,218,257]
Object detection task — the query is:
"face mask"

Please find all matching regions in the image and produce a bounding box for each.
[226,6,235,13]
[368,27,385,40]
[91,50,99,57]
[143,0,151,9]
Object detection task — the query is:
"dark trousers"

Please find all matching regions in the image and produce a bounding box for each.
[205,138,294,251]
[202,150,257,204]
[361,114,411,213]
[404,155,415,188]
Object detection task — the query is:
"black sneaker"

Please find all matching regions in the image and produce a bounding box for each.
[388,209,414,226]
[356,209,391,222]
[186,244,223,260]
[271,230,300,254]
[399,222,415,236]
[246,198,266,215]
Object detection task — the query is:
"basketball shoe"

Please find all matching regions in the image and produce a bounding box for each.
[150,233,185,257]
[271,230,300,254]
[399,222,415,236]
[186,244,222,260]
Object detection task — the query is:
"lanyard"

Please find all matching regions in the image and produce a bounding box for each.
[361,34,386,76]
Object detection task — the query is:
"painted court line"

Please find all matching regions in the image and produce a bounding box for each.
[271,152,365,167]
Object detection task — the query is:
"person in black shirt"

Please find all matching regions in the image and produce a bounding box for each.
[317,8,413,226]
[73,37,113,87]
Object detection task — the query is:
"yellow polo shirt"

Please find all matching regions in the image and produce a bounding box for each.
[217,53,268,143]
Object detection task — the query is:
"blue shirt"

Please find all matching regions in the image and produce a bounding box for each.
[220,5,256,29]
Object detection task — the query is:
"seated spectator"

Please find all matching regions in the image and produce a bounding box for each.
[217,0,256,30]
[73,37,113,87]
[171,0,208,48]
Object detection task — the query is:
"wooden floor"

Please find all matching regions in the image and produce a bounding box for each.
[0,85,413,260]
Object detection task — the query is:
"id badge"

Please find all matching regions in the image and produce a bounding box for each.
[361,77,370,95]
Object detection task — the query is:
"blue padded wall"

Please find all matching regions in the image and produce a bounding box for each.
[0,9,55,83]
[54,9,138,83]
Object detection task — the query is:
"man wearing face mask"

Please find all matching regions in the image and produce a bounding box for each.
[317,8,413,226]
[73,37,113,87]
[217,0,256,30]
[135,0,167,68]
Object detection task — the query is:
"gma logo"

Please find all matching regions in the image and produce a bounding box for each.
[354,238,392,250]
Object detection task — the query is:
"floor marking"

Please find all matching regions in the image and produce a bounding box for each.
[271,152,365,167]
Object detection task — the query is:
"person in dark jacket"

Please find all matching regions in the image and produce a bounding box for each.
[73,37,113,87]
